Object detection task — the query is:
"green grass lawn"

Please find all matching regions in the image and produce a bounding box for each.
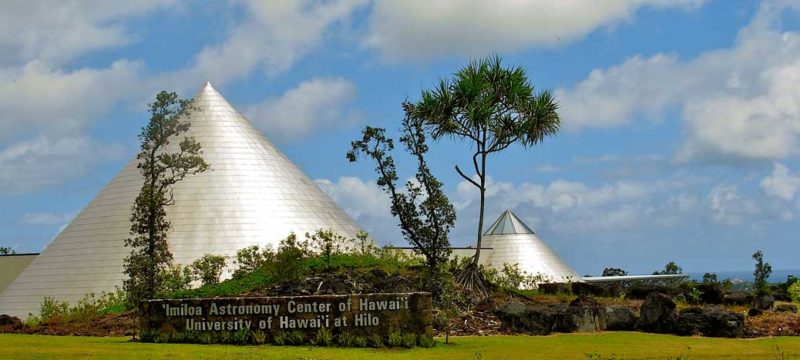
[1,333,798,360]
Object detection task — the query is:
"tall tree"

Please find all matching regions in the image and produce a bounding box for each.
[411,55,560,291]
[752,250,772,295]
[124,91,209,306]
[348,104,456,298]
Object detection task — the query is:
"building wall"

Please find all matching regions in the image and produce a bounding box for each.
[0,254,37,296]
[395,247,492,265]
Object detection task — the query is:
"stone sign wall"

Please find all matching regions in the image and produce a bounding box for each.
[140,292,432,342]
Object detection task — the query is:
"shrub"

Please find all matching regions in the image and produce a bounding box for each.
[387,331,403,347]
[286,330,305,345]
[368,334,384,348]
[251,330,267,345]
[39,296,69,322]
[418,334,436,348]
[273,233,308,282]
[192,254,227,286]
[233,245,275,279]
[233,328,250,344]
[158,264,194,296]
[789,281,800,303]
[353,336,368,347]
[337,331,357,347]
[312,327,334,346]
[401,333,417,348]
[306,229,347,270]
[273,331,288,345]
[139,328,157,343]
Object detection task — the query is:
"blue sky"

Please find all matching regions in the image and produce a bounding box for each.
[2,0,800,275]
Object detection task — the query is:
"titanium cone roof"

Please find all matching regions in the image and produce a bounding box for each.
[0,82,364,318]
[482,210,580,283]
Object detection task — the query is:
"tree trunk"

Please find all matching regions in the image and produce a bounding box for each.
[473,152,487,265]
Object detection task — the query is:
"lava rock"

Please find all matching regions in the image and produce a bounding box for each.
[755,295,774,311]
[695,283,724,304]
[700,306,744,338]
[723,291,753,306]
[774,303,798,313]
[625,285,681,300]
[0,314,22,330]
[554,295,607,333]
[571,282,607,297]
[605,305,638,331]
[748,308,764,317]
[637,292,678,333]
[675,307,704,335]
[538,283,571,295]
[495,301,558,335]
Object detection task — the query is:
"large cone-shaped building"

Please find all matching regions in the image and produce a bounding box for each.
[0,83,363,317]
[482,210,580,283]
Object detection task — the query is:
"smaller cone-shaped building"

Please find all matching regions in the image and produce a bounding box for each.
[482,209,580,283]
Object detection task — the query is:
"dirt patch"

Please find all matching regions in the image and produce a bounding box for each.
[8,312,135,337]
[745,311,800,337]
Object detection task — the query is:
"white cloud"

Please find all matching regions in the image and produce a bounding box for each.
[705,184,760,225]
[246,77,359,139]
[364,0,703,61]
[557,2,800,162]
[0,136,125,194]
[0,60,143,142]
[0,0,176,67]
[315,176,399,242]
[760,163,800,201]
[19,212,74,225]
[170,0,367,85]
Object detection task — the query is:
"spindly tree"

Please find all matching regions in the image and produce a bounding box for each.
[411,55,560,292]
[348,104,456,298]
[124,91,209,306]
[752,250,772,296]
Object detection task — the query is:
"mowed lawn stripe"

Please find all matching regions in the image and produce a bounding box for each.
[1,333,799,359]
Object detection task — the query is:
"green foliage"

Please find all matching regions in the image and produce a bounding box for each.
[39,296,69,322]
[368,334,384,348]
[312,327,333,346]
[272,331,288,345]
[286,330,305,345]
[348,110,456,300]
[418,334,436,348]
[753,250,772,295]
[687,287,704,304]
[703,272,719,283]
[602,268,627,277]
[138,328,157,343]
[306,229,346,270]
[337,331,356,347]
[232,245,274,279]
[788,281,800,303]
[251,330,267,345]
[0,246,15,255]
[192,254,227,286]
[124,91,209,306]
[158,264,194,296]
[653,261,683,275]
[401,333,417,348]
[411,55,560,271]
[387,331,403,347]
[38,290,128,322]
[274,233,308,282]
[352,336,368,348]
[233,328,250,344]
